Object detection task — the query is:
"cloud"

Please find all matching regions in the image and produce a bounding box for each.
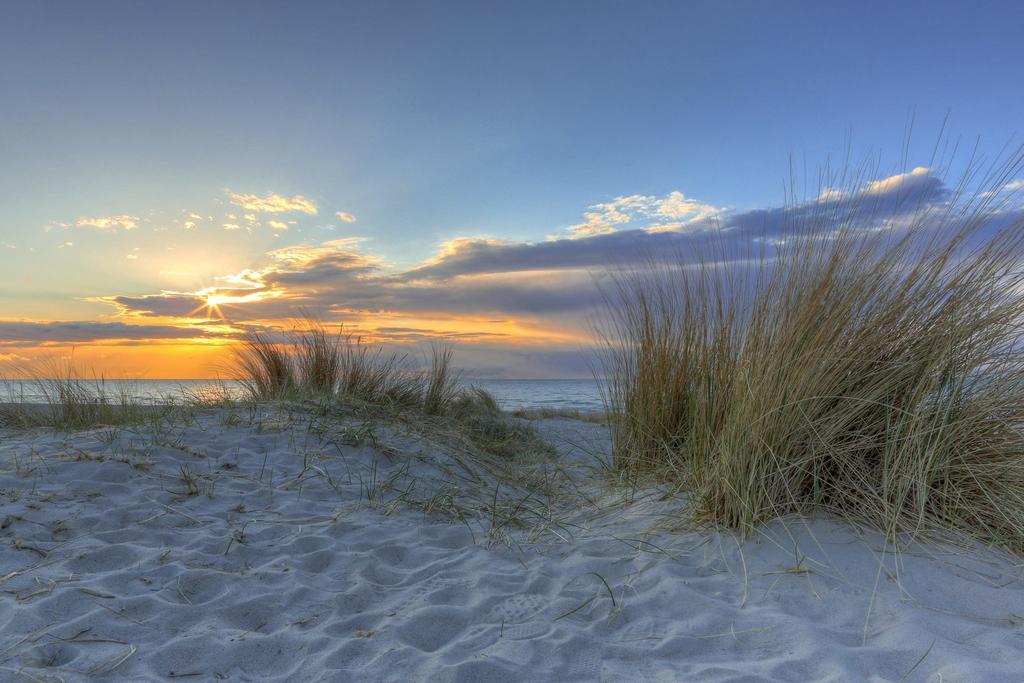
[103,292,221,319]
[368,327,509,343]
[566,192,723,238]
[1003,179,1024,192]
[228,191,318,215]
[862,166,933,196]
[382,168,953,286]
[336,211,357,223]
[223,223,241,231]
[267,220,289,230]
[656,191,722,222]
[75,215,139,230]
[95,166,1008,350]
[566,195,643,237]
[0,320,233,346]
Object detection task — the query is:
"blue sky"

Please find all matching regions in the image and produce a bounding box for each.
[1,1,1022,376]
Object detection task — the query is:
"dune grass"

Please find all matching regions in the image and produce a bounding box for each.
[233,321,489,417]
[229,321,559,465]
[0,361,165,430]
[294,322,344,395]
[598,155,1024,551]
[233,328,298,400]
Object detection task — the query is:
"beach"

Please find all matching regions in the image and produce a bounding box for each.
[2,404,1023,682]
[5,2,1024,680]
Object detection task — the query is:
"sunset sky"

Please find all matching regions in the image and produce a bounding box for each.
[2,1,1023,378]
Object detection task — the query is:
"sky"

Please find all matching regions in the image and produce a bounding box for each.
[2,1,1023,378]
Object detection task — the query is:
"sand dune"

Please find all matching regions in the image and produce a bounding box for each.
[1,407,1023,681]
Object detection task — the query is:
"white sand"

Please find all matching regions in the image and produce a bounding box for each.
[2,407,1024,682]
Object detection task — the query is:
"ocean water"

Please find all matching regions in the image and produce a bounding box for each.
[0,378,604,412]
[471,379,603,412]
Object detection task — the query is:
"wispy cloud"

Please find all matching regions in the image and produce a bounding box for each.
[228,191,318,215]
[267,220,289,230]
[336,211,357,223]
[75,215,139,230]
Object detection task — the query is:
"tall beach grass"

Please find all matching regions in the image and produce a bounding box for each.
[598,153,1024,551]
[231,320,481,417]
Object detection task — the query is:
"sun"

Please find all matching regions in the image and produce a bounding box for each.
[186,290,228,320]
[203,294,227,319]
[186,285,280,321]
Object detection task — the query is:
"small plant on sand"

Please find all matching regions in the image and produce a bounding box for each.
[178,465,201,496]
[598,149,1024,552]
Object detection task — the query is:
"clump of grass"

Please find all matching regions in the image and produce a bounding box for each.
[337,338,419,406]
[457,386,501,415]
[231,321,557,465]
[458,410,556,461]
[178,464,201,496]
[442,384,554,460]
[0,360,157,430]
[422,346,461,415]
[233,328,296,399]
[294,320,343,395]
[232,319,480,418]
[598,151,1024,551]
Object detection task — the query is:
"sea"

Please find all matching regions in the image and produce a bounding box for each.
[0,378,604,413]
